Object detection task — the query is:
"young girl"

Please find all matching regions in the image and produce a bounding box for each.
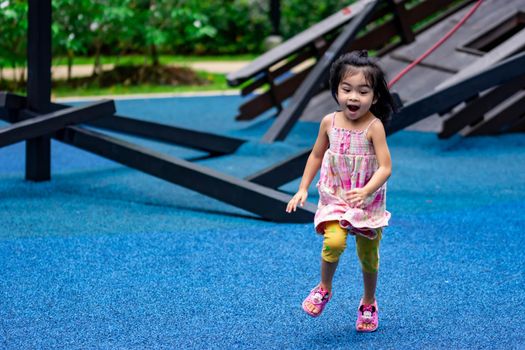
[286,50,395,332]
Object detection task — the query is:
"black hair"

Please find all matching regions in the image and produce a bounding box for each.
[329,50,396,125]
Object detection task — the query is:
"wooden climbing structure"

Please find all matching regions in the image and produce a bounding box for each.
[228,0,525,141]
[228,0,525,189]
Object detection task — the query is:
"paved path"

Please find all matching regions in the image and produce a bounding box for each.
[2,61,251,80]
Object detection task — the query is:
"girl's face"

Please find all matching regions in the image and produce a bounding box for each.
[336,69,376,121]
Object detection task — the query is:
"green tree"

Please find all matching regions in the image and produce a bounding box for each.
[169,2,217,55]
[0,0,27,87]
[280,0,355,39]
[171,0,269,54]
[52,0,92,80]
[201,0,269,54]
[88,0,134,75]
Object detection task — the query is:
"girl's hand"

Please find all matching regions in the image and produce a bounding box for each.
[345,188,371,208]
[286,189,308,213]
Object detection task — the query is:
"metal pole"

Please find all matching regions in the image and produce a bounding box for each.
[26,0,52,181]
[270,0,281,35]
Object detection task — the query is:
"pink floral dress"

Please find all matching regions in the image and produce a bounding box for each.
[314,113,391,239]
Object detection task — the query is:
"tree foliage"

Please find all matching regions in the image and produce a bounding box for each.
[280,0,355,39]
[0,0,355,74]
[0,0,27,84]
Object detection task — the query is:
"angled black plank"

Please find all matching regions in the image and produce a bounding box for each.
[86,115,244,155]
[0,100,115,148]
[509,115,525,132]
[465,91,525,136]
[388,0,415,44]
[263,0,380,142]
[54,125,316,223]
[0,92,26,123]
[439,74,525,138]
[387,51,525,135]
[246,148,310,188]
[0,92,27,110]
[51,102,245,154]
[1,95,246,155]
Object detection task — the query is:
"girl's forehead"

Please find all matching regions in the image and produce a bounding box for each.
[340,69,370,86]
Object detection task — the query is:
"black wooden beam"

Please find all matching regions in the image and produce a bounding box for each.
[263,0,380,142]
[388,0,415,44]
[86,115,244,155]
[439,74,525,138]
[0,92,27,110]
[270,0,281,35]
[465,92,525,136]
[54,125,316,223]
[246,148,310,188]
[26,0,52,181]
[387,51,525,135]
[1,95,245,155]
[0,100,115,148]
[0,92,26,123]
[509,116,525,132]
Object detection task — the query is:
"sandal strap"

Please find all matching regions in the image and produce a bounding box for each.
[360,304,376,313]
[309,287,331,305]
[302,286,332,318]
[357,300,379,329]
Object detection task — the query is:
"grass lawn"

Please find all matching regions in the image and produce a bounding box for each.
[51,71,238,98]
[52,54,256,67]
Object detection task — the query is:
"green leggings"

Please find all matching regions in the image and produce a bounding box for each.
[321,221,381,273]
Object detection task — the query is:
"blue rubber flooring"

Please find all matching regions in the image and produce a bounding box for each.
[1,95,524,349]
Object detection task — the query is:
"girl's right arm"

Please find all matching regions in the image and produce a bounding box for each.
[286,115,331,213]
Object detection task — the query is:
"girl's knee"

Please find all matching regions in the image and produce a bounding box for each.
[321,222,348,263]
[360,256,379,273]
[356,233,381,273]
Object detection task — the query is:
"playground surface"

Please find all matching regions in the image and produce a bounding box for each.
[1,94,524,349]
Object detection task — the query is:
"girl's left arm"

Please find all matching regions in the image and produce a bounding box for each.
[347,121,392,207]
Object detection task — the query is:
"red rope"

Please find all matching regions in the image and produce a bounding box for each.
[388,0,483,88]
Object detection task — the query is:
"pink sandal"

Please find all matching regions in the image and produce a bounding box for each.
[302,286,332,317]
[356,299,379,332]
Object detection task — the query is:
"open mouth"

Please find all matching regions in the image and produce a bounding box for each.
[348,105,360,112]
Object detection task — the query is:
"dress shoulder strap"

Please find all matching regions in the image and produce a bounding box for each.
[364,118,379,134]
